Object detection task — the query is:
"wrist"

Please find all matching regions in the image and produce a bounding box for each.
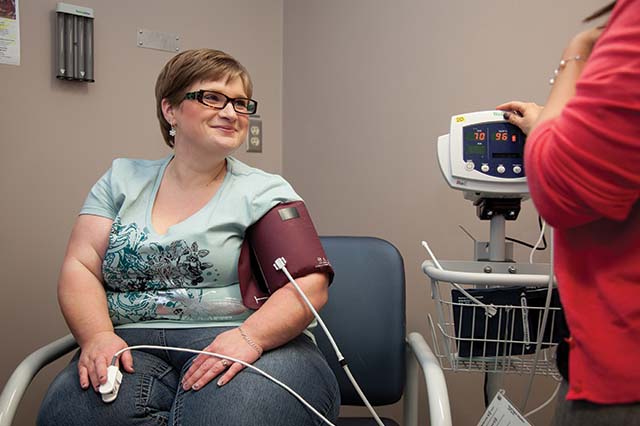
[548,54,586,86]
[561,47,590,64]
[237,326,264,357]
[76,329,115,347]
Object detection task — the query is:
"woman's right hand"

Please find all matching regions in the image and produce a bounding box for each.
[496,101,544,135]
[77,331,134,391]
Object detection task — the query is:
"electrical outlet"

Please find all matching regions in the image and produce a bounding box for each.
[246,115,262,153]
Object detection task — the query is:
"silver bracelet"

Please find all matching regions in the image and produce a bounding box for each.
[549,55,584,85]
[238,326,263,356]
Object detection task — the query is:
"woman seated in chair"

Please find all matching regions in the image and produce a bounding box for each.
[38,48,340,426]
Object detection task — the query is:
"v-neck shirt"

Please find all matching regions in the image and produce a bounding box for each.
[80,155,301,328]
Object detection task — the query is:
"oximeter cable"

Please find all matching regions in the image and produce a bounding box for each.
[273,257,385,426]
[521,227,556,413]
[106,346,336,425]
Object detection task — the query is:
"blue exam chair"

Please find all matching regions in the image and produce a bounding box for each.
[315,236,450,426]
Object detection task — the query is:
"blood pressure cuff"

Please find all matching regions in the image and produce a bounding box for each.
[238,201,334,310]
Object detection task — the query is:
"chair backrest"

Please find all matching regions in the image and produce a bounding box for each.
[314,236,406,406]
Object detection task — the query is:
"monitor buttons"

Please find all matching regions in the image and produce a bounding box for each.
[497,165,506,174]
[513,165,522,174]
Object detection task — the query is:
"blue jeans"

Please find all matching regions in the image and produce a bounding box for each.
[37,327,340,426]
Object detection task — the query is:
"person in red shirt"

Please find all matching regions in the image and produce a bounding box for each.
[497,1,640,424]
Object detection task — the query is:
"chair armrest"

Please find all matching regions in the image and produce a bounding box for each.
[0,334,78,426]
[404,332,452,426]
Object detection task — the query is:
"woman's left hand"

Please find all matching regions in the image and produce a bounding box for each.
[181,327,262,390]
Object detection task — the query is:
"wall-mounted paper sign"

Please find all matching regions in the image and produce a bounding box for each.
[0,0,20,65]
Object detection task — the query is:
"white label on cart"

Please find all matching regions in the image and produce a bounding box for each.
[477,390,531,426]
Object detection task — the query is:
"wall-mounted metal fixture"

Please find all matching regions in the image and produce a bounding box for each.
[56,3,94,82]
[136,29,180,53]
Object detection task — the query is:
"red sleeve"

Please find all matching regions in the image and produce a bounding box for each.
[524,0,640,229]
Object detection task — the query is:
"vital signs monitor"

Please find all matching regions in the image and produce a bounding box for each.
[437,111,528,201]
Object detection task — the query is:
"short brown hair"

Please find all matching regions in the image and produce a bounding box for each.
[155,48,253,148]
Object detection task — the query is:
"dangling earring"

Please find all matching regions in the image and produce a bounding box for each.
[169,124,177,137]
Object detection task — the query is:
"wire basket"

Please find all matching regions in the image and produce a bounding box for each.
[423,260,564,377]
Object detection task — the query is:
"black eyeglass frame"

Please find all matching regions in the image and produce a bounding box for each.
[184,90,258,115]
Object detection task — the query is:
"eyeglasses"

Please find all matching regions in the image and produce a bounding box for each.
[184,90,258,115]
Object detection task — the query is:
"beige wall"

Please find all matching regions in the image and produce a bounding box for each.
[0,1,283,424]
[282,0,603,425]
[1,1,609,425]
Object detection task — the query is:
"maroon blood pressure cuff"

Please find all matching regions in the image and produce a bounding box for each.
[238,201,334,310]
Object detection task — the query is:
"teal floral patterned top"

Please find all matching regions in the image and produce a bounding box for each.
[80,155,301,328]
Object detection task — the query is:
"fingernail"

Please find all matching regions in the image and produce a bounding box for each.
[192,383,199,391]
[503,112,510,120]
[217,379,225,387]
